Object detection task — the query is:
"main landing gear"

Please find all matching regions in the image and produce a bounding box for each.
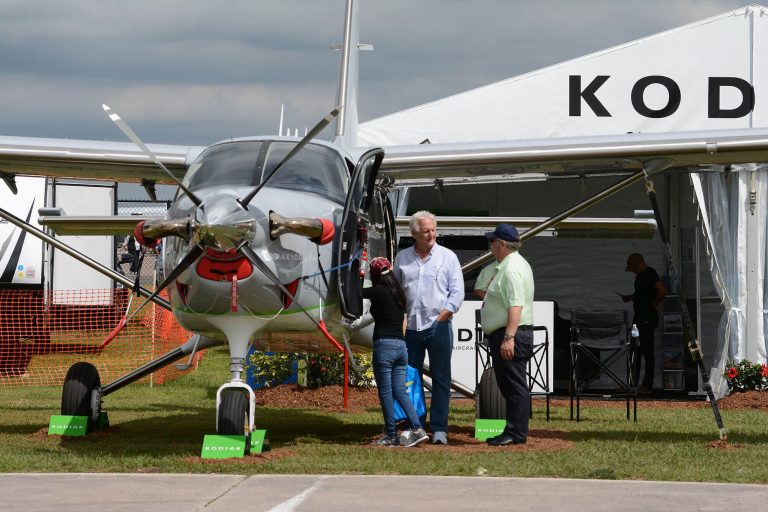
[61,362,102,432]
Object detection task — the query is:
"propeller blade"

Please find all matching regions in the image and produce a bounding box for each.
[102,104,203,207]
[127,243,204,318]
[239,243,320,327]
[238,105,341,209]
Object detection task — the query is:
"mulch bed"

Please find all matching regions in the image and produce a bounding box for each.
[253,385,765,453]
[256,384,768,412]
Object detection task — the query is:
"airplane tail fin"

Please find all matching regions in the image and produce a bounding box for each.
[333,0,364,149]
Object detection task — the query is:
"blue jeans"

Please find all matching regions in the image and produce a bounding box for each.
[406,320,453,433]
[373,338,423,438]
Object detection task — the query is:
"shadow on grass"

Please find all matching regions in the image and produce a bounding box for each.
[44,405,383,457]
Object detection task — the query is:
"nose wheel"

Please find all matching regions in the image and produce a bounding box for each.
[215,381,256,451]
[218,389,248,435]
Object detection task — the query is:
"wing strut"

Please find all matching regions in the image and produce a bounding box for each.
[643,178,727,440]
[0,205,170,309]
[461,169,650,274]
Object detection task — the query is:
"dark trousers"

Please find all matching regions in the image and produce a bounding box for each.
[488,327,533,442]
[633,319,656,388]
[128,249,140,272]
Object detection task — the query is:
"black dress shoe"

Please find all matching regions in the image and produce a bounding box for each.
[487,434,525,446]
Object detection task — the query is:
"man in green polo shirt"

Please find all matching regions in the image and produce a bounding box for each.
[480,223,535,446]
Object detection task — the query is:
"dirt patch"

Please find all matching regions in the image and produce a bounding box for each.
[257,384,380,412]
[715,389,768,410]
[367,426,573,453]
[31,425,122,441]
[706,439,744,450]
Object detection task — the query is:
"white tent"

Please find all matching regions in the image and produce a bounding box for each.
[360,5,768,397]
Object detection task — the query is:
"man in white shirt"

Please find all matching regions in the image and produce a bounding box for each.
[394,211,464,444]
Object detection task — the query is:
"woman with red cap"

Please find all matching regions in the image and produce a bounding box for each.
[363,257,428,447]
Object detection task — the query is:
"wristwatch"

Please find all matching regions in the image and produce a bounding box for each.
[503,332,515,341]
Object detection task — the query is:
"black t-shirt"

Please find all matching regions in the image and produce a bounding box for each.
[362,285,405,341]
[634,266,661,323]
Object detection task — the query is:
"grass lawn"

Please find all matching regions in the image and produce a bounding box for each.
[1,346,767,482]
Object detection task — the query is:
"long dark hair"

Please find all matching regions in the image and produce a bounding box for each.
[372,271,407,311]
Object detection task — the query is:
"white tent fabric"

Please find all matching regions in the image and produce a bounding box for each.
[359,5,768,395]
[691,167,768,397]
[360,5,768,146]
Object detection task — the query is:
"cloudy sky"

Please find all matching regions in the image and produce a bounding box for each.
[0,0,752,147]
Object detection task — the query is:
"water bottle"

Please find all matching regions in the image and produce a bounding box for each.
[631,323,640,345]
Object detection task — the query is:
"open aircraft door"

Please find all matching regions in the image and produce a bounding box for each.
[337,148,393,320]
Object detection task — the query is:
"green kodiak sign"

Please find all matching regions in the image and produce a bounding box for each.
[48,415,87,436]
[474,419,505,441]
[201,435,246,459]
[201,430,269,459]
[250,429,267,453]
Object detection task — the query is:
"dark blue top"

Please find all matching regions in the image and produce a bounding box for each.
[362,285,406,341]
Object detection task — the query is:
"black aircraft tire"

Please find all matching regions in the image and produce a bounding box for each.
[218,390,248,436]
[61,362,101,431]
[476,367,506,420]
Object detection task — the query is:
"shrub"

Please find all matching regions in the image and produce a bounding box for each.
[351,353,375,388]
[251,351,374,389]
[305,354,345,388]
[723,359,768,392]
[248,352,298,388]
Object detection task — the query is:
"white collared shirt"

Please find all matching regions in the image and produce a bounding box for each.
[394,244,464,331]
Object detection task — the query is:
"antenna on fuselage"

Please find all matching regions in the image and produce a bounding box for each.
[278,104,285,136]
[237,105,340,210]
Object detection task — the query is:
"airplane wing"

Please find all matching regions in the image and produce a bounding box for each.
[376,127,768,186]
[395,216,657,239]
[0,135,206,184]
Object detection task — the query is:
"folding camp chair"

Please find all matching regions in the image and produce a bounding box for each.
[569,309,637,421]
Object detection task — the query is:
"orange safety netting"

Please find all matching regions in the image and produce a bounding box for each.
[0,288,202,387]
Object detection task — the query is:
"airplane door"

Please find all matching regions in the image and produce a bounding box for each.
[337,148,385,320]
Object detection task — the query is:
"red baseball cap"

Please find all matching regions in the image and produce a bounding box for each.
[370,257,393,278]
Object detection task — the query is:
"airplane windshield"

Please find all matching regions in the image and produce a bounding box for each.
[183,141,348,202]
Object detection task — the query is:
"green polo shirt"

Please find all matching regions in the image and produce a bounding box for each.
[480,251,535,334]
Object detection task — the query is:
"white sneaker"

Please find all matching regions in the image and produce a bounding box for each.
[398,428,429,447]
[432,431,448,445]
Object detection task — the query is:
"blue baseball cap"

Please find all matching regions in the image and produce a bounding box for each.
[484,223,520,243]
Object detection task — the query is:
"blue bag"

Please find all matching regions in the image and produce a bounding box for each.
[393,365,427,421]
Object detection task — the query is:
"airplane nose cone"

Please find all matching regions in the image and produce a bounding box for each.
[193,197,266,250]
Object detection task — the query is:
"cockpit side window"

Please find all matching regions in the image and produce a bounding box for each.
[262,142,347,203]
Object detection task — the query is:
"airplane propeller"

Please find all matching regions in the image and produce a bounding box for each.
[105,104,342,343]
[103,104,203,207]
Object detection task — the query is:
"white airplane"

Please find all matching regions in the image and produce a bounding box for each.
[0,0,763,442]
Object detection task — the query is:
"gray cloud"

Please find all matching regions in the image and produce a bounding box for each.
[0,0,751,145]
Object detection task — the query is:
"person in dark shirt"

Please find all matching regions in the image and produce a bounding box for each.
[363,257,428,447]
[621,253,668,393]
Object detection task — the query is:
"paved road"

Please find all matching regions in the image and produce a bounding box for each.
[1,474,767,511]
